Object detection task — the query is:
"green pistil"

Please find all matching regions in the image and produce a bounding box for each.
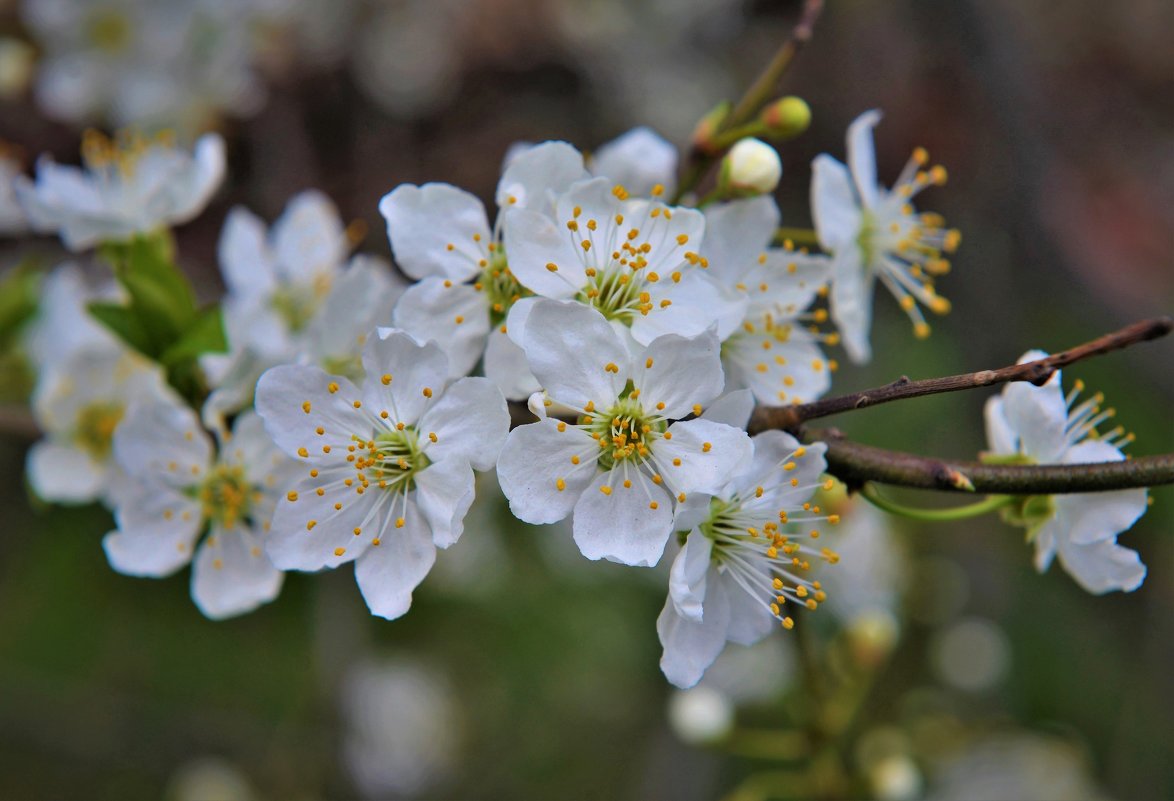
[74,402,125,460]
[270,277,330,333]
[195,464,253,529]
[371,427,431,491]
[586,396,664,471]
[576,267,646,323]
[856,208,877,268]
[479,252,527,326]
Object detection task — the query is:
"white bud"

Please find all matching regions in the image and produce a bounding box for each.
[723,138,782,194]
[667,686,734,745]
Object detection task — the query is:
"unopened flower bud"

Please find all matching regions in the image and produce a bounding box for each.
[667,686,734,745]
[721,138,782,195]
[761,96,811,139]
[690,101,731,155]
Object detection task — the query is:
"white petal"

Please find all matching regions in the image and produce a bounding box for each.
[105,486,202,577]
[379,183,489,281]
[983,396,1017,455]
[670,531,713,621]
[700,390,755,430]
[169,133,227,225]
[1055,537,1146,595]
[723,329,831,407]
[484,328,540,401]
[637,329,725,418]
[829,247,873,364]
[655,419,753,495]
[361,329,451,427]
[498,419,598,524]
[521,300,628,410]
[217,206,276,299]
[629,270,748,345]
[414,458,476,548]
[302,255,404,365]
[657,581,731,688]
[266,478,380,570]
[810,154,862,250]
[191,525,284,620]
[846,110,883,208]
[720,570,776,646]
[354,498,437,620]
[418,376,509,471]
[741,250,831,319]
[572,468,673,566]
[113,397,212,487]
[496,141,588,213]
[1053,489,1146,548]
[501,207,584,299]
[271,190,348,284]
[734,430,826,509]
[590,127,678,199]
[27,441,107,504]
[1000,372,1067,463]
[254,364,368,459]
[393,278,490,378]
[700,196,781,284]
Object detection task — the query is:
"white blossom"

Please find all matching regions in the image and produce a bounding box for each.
[15,130,225,251]
[984,350,1147,594]
[589,126,679,199]
[498,300,752,568]
[23,263,124,382]
[658,429,839,687]
[254,328,509,620]
[811,110,959,363]
[379,141,588,399]
[105,400,298,619]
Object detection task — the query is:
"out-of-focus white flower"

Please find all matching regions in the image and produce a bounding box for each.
[341,658,459,798]
[15,130,225,251]
[22,0,266,134]
[201,191,405,430]
[984,350,1147,594]
[105,403,298,619]
[701,196,835,406]
[502,177,746,353]
[380,141,587,400]
[27,346,171,507]
[498,300,751,569]
[723,138,782,195]
[656,429,835,687]
[811,110,959,363]
[870,754,923,801]
[589,126,679,199]
[667,684,734,745]
[166,756,256,801]
[255,329,509,619]
[22,263,123,380]
[925,733,1108,801]
[931,617,1011,693]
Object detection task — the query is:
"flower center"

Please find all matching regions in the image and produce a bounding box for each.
[196,464,253,529]
[476,251,526,326]
[74,401,125,460]
[576,264,652,323]
[587,396,665,470]
[270,273,332,333]
[856,208,878,269]
[359,427,431,493]
[86,10,132,54]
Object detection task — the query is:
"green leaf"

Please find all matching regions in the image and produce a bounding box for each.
[87,301,155,356]
[0,263,42,351]
[159,305,228,368]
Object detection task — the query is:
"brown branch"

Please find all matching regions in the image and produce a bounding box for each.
[752,316,1173,432]
[0,406,38,440]
[810,428,1174,494]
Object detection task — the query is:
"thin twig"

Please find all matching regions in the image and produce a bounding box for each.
[752,316,1173,431]
[811,428,1174,493]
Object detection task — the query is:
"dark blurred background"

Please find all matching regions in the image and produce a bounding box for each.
[0,0,1171,799]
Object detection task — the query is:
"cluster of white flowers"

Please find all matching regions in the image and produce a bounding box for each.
[6,110,1151,687]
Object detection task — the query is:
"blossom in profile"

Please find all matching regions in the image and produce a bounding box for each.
[255,329,509,619]
[27,345,170,507]
[379,142,588,399]
[105,403,299,620]
[811,110,959,363]
[701,196,835,406]
[201,191,403,430]
[658,429,838,687]
[984,350,1147,594]
[15,130,225,251]
[498,300,752,568]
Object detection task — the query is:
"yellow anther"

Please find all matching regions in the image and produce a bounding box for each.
[297,447,308,458]
[422,387,433,397]
[302,401,312,414]
[782,617,795,630]
[600,485,612,496]
[328,382,339,394]
[546,262,559,272]
[306,520,317,530]
[429,432,438,443]
[701,442,712,453]
[334,547,346,557]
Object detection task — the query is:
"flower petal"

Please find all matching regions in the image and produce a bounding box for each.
[1053,489,1146,548]
[669,530,713,621]
[113,397,212,487]
[829,246,873,364]
[361,329,451,427]
[722,327,831,407]
[498,419,598,524]
[657,580,731,688]
[846,110,882,208]
[655,419,753,496]
[1055,537,1146,595]
[700,196,781,284]
[302,255,405,365]
[983,396,1017,455]
[191,524,284,620]
[721,570,775,646]
[495,140,588,213]
[501,207,585,299]
[354,498,437,620]
[483,327,540,401]
[418,376,509,470]
[521,300,629,410]
[105,486,202,577]
[379,183,489,281]
[590,127,678,199]
[637,328,725,418]
[629,270,748,345]
[1000,362,1067,462]
[393,278,490,378]
[413,458,476,548]
[810,154,862,251]
[255,364,368,459]
[27,441,107,504]
[700,390,754,430]
[266,477,380,570]
[217,205,276,299]
[271,190,348,284]
[572,468,673,566]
